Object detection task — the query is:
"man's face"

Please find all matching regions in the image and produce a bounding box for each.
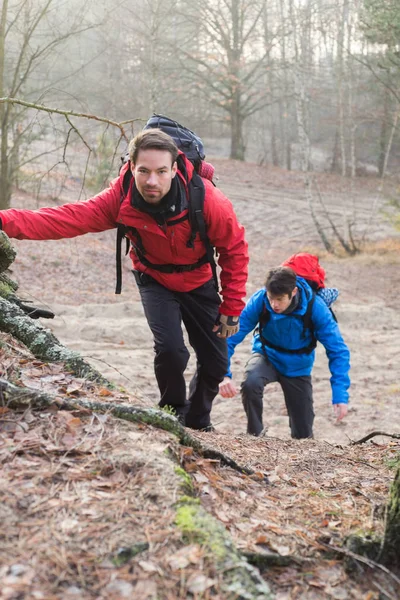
[132,149,177,204]
[267,287,297,313]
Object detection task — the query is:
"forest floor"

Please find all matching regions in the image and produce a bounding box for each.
[1,159,400,599]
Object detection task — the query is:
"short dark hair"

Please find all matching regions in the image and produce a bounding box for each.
[265,267,297,296]
[129,129,179,165]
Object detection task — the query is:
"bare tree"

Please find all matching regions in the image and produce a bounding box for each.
[0,0,99,210]
[174,0,280,160]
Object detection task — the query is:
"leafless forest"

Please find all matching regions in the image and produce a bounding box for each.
[1,0,400,214]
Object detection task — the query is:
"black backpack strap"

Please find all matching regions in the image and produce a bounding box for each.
[187,171,218,290]
[115,168,133,294]
[329,307,338,322]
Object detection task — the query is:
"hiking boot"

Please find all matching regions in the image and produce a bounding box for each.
[198,423,215,433]
[186,423,215,433]
[175,413,186,426]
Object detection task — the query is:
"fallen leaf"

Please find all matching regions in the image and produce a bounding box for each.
[186,574,216,594]
[256,534,269,544]
[138,560,162,574]
[308,580,325,588]
[99,388,113,397]
[215,509,230,523]
[167,545,202,570]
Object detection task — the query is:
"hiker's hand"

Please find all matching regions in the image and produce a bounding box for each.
[333,403,348,423]
[213,314,239,338]
[219,377,237,398]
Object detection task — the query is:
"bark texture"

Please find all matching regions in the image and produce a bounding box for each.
[381,467,400,566]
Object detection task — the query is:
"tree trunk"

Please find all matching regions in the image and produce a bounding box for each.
[0,0,10,210]
[228,0,245,161]
[336,0,349,177]
[230,98,245,161]
[381,467,400,566]
[378,86,390,177]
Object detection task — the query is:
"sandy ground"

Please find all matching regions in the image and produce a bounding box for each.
[8,159,400,445]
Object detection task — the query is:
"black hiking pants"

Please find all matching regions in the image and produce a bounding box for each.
[241,354,314,439]
[134,272,228,430]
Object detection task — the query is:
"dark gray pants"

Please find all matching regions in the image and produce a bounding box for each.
[134,273,228,430]
[241,354,314,439]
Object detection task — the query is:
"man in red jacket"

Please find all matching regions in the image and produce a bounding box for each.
[0,129,248,431]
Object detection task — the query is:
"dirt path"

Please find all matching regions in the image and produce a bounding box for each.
[9,161,400,444]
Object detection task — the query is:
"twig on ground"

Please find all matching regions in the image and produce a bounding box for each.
[318,540,400,586]
[350,432,400,445]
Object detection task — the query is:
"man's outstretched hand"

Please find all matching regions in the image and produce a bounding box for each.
[219,376,238,398]
[334,403,348,423]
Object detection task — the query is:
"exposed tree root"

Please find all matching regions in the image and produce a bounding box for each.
[175,498,273,599]
[243,550,310,569]
[0,378,269,482]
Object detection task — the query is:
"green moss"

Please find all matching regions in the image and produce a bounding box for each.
[385,453,400,471]
[175,503,228,561]
[0,282,13,299]
[174,466,194,494]
[176,495,200,505]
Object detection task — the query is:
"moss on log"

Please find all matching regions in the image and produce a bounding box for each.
[0,273,19,298]
[0,298,109,383]
[0,231,16,273]
[175,498,273,599]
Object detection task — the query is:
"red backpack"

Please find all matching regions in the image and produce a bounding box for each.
[282,253,326,290]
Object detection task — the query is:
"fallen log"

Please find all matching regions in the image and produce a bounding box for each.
[0,230,16,273]
[0,298,108,383]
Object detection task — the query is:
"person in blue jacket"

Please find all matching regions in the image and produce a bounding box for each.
[219,266,350,438]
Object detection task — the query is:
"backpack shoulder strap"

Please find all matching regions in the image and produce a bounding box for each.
[302,292,315,330]
[259,303,270,330]
[186,170,218,290]
[301,292,317,349]
[122,168,132,198]
[115,168,133,294]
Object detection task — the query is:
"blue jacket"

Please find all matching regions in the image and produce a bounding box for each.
[226,277,350,405]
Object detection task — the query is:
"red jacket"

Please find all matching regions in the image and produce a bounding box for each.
[0,158,248,315]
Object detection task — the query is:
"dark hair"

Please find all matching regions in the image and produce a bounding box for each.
[128,129,179,165]
[265,267,297,296]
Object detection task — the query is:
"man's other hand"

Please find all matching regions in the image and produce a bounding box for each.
[219,376,238,398]
[333,403,348,423]
[213,314,239,338]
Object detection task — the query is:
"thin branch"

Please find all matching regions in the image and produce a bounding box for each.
[350,432,400,446]
[318,540,400,586]
[314,178,357,255]
[0,97,140,141]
